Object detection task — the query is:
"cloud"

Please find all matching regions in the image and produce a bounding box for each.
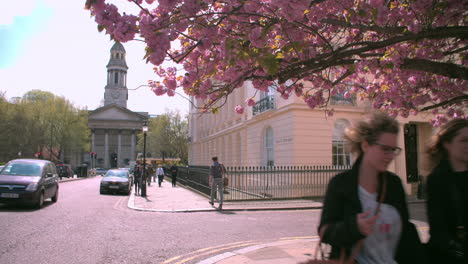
[0,1,53,68]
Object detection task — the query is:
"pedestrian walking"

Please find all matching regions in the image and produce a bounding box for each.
[146,164,154,186]
[170,164,178,187]
[209,156,226,210]
[156,165,164,187]
[134,163,142,195]
[426,118,468,264]
[317,111,424,264]
[151,164,157,184]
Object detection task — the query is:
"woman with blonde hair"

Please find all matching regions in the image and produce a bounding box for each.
[426,118,468,264]
[318,111,424,263]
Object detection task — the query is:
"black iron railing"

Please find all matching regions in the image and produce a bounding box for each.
[253,96,275,115]
[170,165,350,201]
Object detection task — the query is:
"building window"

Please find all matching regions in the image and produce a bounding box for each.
[114,72,118,84]
[332,119,352,166]
[264,127,274,166]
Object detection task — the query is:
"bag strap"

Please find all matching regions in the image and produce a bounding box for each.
[316,174,387,263]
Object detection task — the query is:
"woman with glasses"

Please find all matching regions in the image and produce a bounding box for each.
[426,118,468,264]
[318,111,424,264]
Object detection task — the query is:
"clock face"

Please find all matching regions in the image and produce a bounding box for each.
[111,91,120,99]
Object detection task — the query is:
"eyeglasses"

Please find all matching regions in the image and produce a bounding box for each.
[374,143,402,155]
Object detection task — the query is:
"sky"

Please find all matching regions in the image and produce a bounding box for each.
[0,0,189,116]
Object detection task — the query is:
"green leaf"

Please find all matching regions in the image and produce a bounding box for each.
[260,54,279,75]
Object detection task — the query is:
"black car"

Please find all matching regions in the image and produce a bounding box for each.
[0,159,59,208]
[100,169,131,195]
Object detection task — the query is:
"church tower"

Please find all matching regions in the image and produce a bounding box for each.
[104,42,128,108]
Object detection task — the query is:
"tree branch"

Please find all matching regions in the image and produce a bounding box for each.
[401,58,468,80]
[420,95,468,111]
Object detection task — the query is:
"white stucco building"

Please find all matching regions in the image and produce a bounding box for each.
[188,81,435,194]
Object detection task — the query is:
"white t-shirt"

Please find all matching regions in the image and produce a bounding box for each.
[355,185,402,264]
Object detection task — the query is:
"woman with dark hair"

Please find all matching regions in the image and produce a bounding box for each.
[318,111,424,264]
[426,118,468,264]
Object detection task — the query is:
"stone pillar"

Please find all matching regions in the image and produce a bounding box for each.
[104,130,109,168]
[117,130,122,168]
[131,130,135,162]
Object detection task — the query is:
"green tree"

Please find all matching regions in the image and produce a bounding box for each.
[0,90,89,163]
[139,111,189,164]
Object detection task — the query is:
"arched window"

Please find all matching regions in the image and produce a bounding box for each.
[264,127,274,166]
[332,119,352,166]
[114,72,118,84]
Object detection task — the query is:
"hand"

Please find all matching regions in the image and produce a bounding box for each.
[357,210,378,236]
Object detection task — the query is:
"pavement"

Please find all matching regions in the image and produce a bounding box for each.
[126,178,429,264]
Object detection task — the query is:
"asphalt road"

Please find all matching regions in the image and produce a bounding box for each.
[0,177,322,264]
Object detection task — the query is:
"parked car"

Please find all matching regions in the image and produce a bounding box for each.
[100,169,131,195]
[0,165,4,172]
[94,168,108,175]
[56,164,73,179]
[0,159,59,208]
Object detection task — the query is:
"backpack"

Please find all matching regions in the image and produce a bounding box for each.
[211,163,224,178]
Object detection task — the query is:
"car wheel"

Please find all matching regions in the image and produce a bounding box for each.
[35,191,44,209]
[51,189,58,203]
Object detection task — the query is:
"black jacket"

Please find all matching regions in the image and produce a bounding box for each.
[319,157,424,263]
[426,159,468,262]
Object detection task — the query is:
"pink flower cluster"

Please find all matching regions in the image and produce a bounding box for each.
[85,0,467,121]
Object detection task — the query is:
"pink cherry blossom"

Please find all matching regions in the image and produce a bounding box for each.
[85,0,467,124]
[246,98,256,107]
[235,105,244,114]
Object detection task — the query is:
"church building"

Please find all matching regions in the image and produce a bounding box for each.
[87,42,148,169]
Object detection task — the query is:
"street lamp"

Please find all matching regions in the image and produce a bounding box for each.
[141,120,148,197]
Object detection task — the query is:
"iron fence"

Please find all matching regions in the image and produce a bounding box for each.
[169,165,350,201]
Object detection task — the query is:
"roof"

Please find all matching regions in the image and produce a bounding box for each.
[111,42,126,52]
[7,159,52,165]
[89,104,149,120]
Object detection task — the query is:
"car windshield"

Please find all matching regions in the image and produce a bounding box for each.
[1,162,42,176]
[104,170,128,178]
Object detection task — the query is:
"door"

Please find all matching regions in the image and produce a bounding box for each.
[43,164,57,198]
[404,124,419,183]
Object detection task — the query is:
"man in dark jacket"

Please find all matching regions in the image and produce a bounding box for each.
[209,156,225,210]
[170,164,178,187]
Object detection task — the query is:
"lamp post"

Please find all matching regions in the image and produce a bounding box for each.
[141,121,148,197]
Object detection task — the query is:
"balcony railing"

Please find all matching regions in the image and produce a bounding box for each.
[253,96,275,115]
[331,93,356,106]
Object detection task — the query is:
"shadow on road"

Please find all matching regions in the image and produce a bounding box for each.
[216,210,236,215]
[0,201,55,212]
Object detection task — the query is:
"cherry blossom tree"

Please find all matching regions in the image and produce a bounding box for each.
[85,0,467,124]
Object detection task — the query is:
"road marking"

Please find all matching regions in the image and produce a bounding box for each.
[172,242,258,264]
[113,196,126,210]
[280,235,319,240]
[161,240,257,264]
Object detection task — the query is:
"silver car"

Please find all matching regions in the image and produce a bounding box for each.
[100,169,131,195]
[0,159,59,208]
